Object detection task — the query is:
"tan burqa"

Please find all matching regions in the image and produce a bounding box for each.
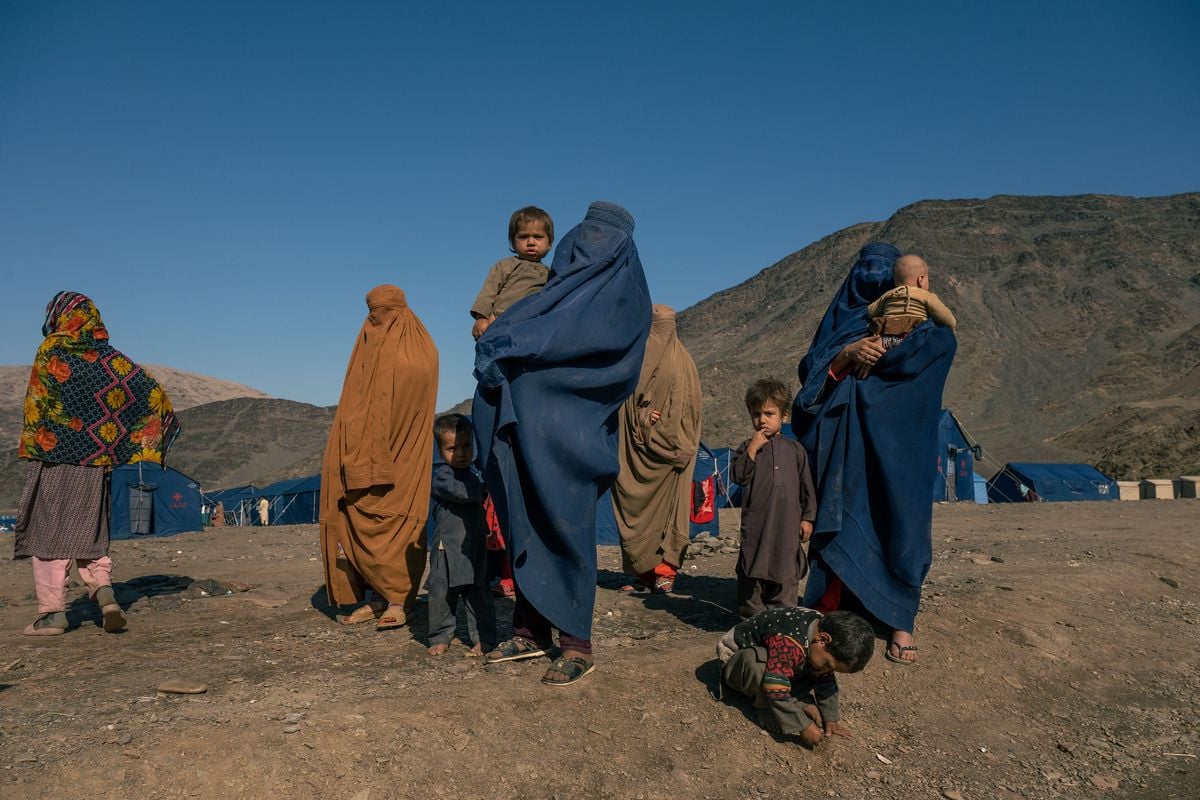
[320,285,438,608]
[613,305,702,575]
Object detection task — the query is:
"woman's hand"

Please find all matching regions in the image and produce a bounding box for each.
[833,336,886,377]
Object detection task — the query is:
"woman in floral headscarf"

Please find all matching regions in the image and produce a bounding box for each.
[15,291,180,636]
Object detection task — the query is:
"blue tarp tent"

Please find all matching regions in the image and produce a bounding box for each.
[110,463,203,538]
[202,485,258,525]
[259,475,321,525]
[987,463,1118,503]
[596,489,619,545]
[933,410,984,503]
[973,472,989,505]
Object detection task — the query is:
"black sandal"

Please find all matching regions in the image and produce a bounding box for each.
[540,655,596,686]
[484,636,551,664]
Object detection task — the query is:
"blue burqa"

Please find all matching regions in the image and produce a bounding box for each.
[473,202,652,640]
[792,243,956,633]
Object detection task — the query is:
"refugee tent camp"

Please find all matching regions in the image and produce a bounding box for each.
[257,475,321,525]
[986,463,1118,503]
[202,485,258,526]
[110,463,203,538]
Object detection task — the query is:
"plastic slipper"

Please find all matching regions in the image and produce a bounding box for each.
[885,642,919,665]
[338,604,384,625]
[22,614,67,637]
[101,604,127,633]
[375,608,407,631]
[541,655,596,686]
[484,636,551,664]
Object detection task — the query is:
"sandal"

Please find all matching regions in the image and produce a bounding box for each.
[101,604,127,633]
[652,575,675,594]
[375,606,407,631]
[484,636,551,664]
[337,603,385,625]
[885,642,919,665]
[541,655,596,686]
[22,613,67,637]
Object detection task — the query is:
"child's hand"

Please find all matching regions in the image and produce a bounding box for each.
[824,720,853,738]
[649,409,661,425]
[748,429,770,457]
[800,520,813,543]
[472,318,491,340]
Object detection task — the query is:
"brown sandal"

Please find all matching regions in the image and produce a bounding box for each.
[375,607,407,631]
[337,603,385,625]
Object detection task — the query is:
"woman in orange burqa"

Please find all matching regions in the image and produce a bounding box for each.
[320,285,438,631]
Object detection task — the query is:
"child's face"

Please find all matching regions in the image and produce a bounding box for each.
[438,429,474,469]
[807,631,851,676]
[750,401,788,438]
[512,220,552,262]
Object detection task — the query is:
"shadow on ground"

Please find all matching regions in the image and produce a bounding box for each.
[597,568,738,633]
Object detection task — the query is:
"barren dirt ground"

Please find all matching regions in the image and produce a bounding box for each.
[0,501,1197,800]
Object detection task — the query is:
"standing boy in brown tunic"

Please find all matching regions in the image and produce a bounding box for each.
[730,379,817,619]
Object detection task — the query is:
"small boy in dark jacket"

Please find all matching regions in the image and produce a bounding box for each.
[427,414,496,655]
[716,606,874,745]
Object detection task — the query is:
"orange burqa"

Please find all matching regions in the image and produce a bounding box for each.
[320,285,438,609]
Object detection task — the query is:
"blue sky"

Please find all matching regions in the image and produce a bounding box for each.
[2,0,1197,409]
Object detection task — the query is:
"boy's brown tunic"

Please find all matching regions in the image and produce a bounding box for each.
[469,257,549,319]
[731,437,817,583]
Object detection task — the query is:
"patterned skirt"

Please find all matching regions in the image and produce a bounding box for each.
[14,461,109,560]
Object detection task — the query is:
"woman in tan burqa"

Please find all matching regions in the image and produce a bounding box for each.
[320,285,438,630]
[612,305,702,594]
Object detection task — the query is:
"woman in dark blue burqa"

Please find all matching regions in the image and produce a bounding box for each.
[473,201,651,686]
[791,242,956,665]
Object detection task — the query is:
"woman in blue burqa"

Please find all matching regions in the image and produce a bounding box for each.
[791,242,956,665]
[473,201,651,686]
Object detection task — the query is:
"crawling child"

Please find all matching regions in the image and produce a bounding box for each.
[716,606,874,745]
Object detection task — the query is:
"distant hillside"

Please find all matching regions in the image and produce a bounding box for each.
[167,398,336,490]
[675,193,1200,479]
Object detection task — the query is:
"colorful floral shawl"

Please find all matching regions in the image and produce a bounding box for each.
[19,291,181,467]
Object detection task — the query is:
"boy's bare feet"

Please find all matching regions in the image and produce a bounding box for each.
[466,643,484,657]
[427,643,449,656]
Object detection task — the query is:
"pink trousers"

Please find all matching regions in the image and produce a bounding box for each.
[32,556,113,613]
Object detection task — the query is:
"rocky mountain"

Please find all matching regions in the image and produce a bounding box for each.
[675,192,1200,479]
[167,398,336,490]
[3,193,1196,508]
